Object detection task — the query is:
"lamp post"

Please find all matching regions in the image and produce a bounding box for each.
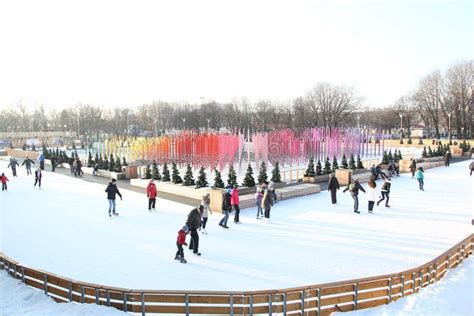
[182,118,186,130]
[448,113,451,142]
[357,115,360,129]
[399,114,403,137]
[207,118,210,131]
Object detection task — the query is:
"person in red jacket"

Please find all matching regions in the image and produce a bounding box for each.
[231,184,241,224]
[175,225,189,263]
[1,173,9,191]
[146,179,157,211]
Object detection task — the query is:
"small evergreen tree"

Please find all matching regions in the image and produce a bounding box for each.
[418,138,423,145]
[257,161,268,184]
[382,151,389,164]
[331,156,339,172]
[356,155,364,169]
[397,150,403,161]
[304,157,316,177]
[171,162,183,184]
[122,157,128,166]
[152,160,161,180]
[341,154,348,169]
[271,161,281,183]
[103,154,109,170]
[422,146,428,158]
[323,156,331,174]
[98,154,104,169]
[115,157,122,173]
[145,165,152,179]
[109,154,115,172]
[195,167,208,188]
[162,163,171,182]
[242,164,256,187]
[183,164,195,186]
[387,150,393,162]
[316,159,323,175]
[94,153,99,166]
[213,169,225,188]
[42,145,48,159]
[227,164,237,187]
[87,151,93,167]
[348,154,356,170]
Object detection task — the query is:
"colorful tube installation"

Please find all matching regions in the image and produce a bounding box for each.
[101,128,387,170]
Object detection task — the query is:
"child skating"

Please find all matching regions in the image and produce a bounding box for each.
[175,225,189,263]
[1,173,9,191]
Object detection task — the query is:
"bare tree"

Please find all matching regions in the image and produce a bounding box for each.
[414,70,444,139]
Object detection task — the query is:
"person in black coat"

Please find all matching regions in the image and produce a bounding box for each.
[186,206,203,255]
[219,188,232,228]
[444,151,451,167]
[105,179,122,217]
[343,178,366,213]
[327,173,340,204]
[34,168,42,189]
[22,157,35,175]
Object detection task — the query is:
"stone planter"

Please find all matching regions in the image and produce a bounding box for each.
[209,188,224,214]
[303,176,316,184]
[335,169,353,186]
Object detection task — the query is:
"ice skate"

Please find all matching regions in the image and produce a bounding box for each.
[180,258,187,263]
[174,254,181,260]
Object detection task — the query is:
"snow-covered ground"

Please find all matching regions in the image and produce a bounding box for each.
[0,159,472,293]
[338,256,474,316]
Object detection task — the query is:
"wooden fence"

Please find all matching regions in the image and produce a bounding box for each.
[1,234,473,315]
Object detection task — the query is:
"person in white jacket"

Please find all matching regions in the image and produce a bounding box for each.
[366,178,378,213]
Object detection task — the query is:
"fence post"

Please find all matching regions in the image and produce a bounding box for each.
[268,294,273,316]
[301,290,305,314]
[419,269,423,288]
[106,289,110,307]
[354,283,359,310]
[21,267,25,283]
[412,273,416,294]
[402,275,406,297]
[230,295,234,316]
[95,288,99,305]
[434,262,438,281]
[388,277,392,302]
[249,295,254,316]
[461,245,465,262]
[123,293,128,312]
[141,293,145,316]
[185,294,189,316]
[14,265,17,278]
[283,293,287,316]
[427,266,431,285]
[317,288,321,316]
[68,282,73,302]
[43,274,48,295]
[81,286,85,303]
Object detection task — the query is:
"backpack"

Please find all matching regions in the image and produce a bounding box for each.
[349,182,356,192]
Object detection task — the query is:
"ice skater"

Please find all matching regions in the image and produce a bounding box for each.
[186,206,202,256]
[37,152,45,171]
[34,168,42,189]
[219,188,232,228]
[416,167,424,191]
[146,179,157,211]
[444,150,451,167]
[343,178,366,214]
[175,225,189,263]
[255,188,264,219]
[262,187,274,221]
[1,173,9,191]
[366,179,378,213]
[7,158,19,177]
[231,184,241,224]
[377,177,391,207]
[105,178,122,216]
[22,156,35,175]
[409,158,417,178]
[200,193,211,234]
[327,173,340,204]
[470,160,474,176]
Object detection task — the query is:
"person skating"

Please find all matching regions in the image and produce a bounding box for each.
[21,156,35,175]
[200,193,212,234]
[175,225,189,263]
[409,158,417,179]
[255,188,264,219]
[470,160,474,176]
[50,156,56,172]
[268,182,277,204]
[415,167,424,191]
[34,168,42,189]
[219,188,232,228]
[366,179,378,213]
[327,173,340,204]
[262,187,274,221]
[1,173,9,191]
[231,184,241,224]
[342,178,366,213]
[186,206,202,256]
[105,178,122,216]
[75,158,83,177]
[37,152,45,171]
[444,151,451,167]
[377,177,391,207]
[146,179,157,211]
[7,158,19,177]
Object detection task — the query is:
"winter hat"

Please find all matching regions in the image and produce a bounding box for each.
[111,178,117,183]
[226,188,232,194]
[182,225,189,233]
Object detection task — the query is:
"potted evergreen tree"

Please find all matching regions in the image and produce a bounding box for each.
[227,164,237,187]
[270,161,281,183]
[152,160,161,180]
[145,165,152,179]
[348,154,356,170]
[257,161,268,184]
[162,162,171,182]
[171,162,183,184]
[323,156,331,175]
[242,164,256,187]
[195,167,208,188]
[213,169,225,188]
[303,157,316,183]
[182,164,195,186]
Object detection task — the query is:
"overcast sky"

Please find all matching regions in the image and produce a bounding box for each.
[0,0,472,110]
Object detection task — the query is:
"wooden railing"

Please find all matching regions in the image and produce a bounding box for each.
[1,234,473,315]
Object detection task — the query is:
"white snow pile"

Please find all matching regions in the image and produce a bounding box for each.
[336,256,474,316]
[0,159,472,293]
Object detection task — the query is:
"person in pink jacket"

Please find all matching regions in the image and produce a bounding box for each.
[231,184,241,224]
